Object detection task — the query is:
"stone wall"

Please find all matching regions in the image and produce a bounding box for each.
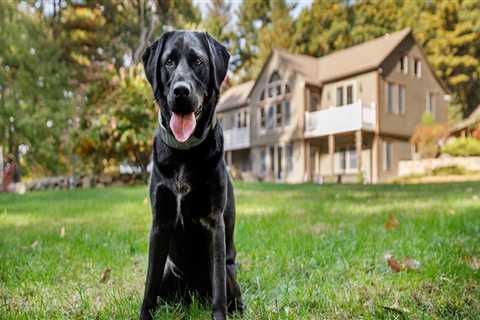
[398,157,480,176]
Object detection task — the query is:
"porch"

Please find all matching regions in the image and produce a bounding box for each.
[305,131,375,184]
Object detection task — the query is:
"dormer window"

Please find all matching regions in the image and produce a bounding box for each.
[414,59,421,78]
[400,56,408,74]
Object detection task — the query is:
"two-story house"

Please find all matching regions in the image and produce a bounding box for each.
[217,28,449,183]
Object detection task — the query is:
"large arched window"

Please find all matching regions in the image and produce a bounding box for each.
[268,71,281,83]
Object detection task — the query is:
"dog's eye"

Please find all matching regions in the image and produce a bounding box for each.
[165,58,174,66]
[194,57,203,65]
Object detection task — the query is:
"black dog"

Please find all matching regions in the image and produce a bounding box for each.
[140,31,244,320]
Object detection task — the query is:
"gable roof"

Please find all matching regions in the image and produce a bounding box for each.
[248,28,414,96]
[217,80,255,112]
[315,28,412,84]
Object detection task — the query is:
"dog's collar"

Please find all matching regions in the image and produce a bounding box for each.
[158,110,217,150]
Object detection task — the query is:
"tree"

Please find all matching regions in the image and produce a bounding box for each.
[231,0,271,80]
[202,0,233,47]
[253,1,296,76]
[0,2,73,176]
[293,0,353,57]
[75,66,156,174]
[418,0,480,117]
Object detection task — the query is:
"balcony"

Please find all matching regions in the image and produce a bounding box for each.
[305,100,376,138]
[223,127,250,151]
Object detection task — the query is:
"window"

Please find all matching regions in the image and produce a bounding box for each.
[336,87,344,106]
[348,149,357,170]
[260,149,267,173]
[387,82,394,112]
[310,94,319,111]
[384,141,393,171]
[276,84,282,96]
[268,87,274,98]
[277,146,283,179]
[236,112,242,128]
[414,59,421,78]
[275,104,282,127]
[267,106,275,129]
[285,83,291,94]
[398,85,405,114]
[269,71,281,83]
[400,56,408,74]
[243,110,248,127]
[283,101,291,126]
[259,107,266,129]
[426,92,435,117]
[260,90,265,101]
[286,143,294,173]
[269,146,275,174]
[346,85,354,105]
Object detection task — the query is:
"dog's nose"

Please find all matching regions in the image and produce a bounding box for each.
[173,82,191,98]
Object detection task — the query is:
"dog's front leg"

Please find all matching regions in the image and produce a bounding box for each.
[140,185,174,320]
[210,215,227,320]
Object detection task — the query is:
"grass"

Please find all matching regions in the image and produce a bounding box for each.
[0,182,479,319]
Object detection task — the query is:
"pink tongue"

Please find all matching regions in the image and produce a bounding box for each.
[169,112,196,142]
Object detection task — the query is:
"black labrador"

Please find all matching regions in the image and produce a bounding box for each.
[140,30,244,320]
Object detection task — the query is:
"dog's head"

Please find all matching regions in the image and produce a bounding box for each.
[142,30,229,143]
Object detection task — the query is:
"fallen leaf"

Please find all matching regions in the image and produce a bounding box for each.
[387,258,402,272]
[384,213,400,230]
[59,227,65,238]
[465,256,480,270]
[402,256,421,271]
[31,240,39,249]
[100,268,112,283]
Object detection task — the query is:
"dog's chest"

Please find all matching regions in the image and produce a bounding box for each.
[164,164,212,228]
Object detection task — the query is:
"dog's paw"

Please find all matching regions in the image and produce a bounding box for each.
[212,309,227,320]
[139,306,154,320]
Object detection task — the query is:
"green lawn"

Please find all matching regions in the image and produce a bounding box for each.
[0,182,479,319]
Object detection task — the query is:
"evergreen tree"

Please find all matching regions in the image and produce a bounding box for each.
[419,0,480,116]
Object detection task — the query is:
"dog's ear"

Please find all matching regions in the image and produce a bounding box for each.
[203,32,230,92]
[142,31,172,99]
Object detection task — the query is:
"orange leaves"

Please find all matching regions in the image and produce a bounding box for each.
[384,252,421,273]
[384,213,400,230]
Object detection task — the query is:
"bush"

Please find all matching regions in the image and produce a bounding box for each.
[410,121,449,159]
[442,137,480,157]
[431,165,466,176]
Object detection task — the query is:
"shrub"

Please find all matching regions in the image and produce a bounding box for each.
[442,137,480,157]
[410,121,449,159]
[431,165,466,176]
[473,125,480,140]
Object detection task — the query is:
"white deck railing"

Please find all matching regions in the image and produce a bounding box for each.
[305,100,376,137]
[223,127,250,151]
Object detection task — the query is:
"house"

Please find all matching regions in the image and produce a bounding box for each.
[217,28,449,183]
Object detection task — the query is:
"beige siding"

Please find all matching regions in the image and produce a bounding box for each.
[377,137,412,182]
[379,37,448,137]
[319,71,378,109]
